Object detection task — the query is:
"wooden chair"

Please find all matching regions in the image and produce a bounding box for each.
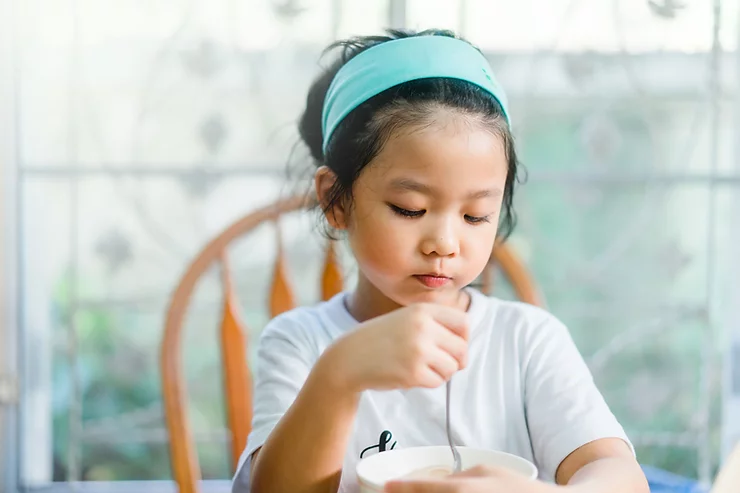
[160,194,544,493]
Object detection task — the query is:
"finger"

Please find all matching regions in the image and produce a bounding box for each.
[385,480,457,493]
[427,346,460,382]
[433,327,468,369]
[413,365,446,389]
[424,304,469,340]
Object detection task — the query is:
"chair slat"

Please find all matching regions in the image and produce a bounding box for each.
[269,225,296,317]
[321,241,343,301]
[491,244,543,307]
[219,253,252,473]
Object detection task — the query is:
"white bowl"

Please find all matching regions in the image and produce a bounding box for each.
[356,446,538,493]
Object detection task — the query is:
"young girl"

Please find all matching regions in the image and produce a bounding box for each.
[232,29,648,493]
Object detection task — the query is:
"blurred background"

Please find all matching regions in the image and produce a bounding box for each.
[1,0,739,491]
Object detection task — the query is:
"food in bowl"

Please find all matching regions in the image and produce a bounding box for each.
[402,465,453,479]
[356,446,537,493]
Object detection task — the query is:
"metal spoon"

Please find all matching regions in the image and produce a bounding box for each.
[445,379,462,473]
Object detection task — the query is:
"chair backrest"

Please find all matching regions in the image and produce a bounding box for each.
[160,194,544,493]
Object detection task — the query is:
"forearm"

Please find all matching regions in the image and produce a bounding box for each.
[250,352,360,493]
[563,457,649,493]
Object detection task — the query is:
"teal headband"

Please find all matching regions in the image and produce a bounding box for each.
[321,35,510,154]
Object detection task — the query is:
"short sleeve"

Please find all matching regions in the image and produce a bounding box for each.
[522,315,634,482]
[232,314,316,492]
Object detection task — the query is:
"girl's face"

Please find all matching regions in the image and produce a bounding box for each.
[318,110,509,315]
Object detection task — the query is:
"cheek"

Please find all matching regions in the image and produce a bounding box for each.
[348,209,411,267]
[464,223,499,265]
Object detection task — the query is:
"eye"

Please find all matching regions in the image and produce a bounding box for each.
[465,214,491,224]
[388,204,425,218]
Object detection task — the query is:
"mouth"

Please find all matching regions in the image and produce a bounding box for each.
[413,273,452,288]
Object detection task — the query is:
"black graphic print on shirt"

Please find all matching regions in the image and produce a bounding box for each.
[360,430,398,459]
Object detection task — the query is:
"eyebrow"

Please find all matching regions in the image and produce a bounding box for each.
[389,178,502,200]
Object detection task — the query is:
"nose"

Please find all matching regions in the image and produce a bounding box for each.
[420,217,459,258]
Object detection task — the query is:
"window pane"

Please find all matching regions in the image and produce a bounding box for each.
[17,0,389,168]
[23,173,358,481]
[406,0,461,32]
[336,0,390,38]
[20,179,70,485]
[462,0,739,52]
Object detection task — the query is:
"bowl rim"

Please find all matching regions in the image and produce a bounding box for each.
[356,445,538,489]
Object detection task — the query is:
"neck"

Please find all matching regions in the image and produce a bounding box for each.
[346,272,471,323]
[346,274,402,322]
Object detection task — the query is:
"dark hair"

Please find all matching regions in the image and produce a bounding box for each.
[299,28,522,240]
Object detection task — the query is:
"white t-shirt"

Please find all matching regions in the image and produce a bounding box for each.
[232,288,632,493]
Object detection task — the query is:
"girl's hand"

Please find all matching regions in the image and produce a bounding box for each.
[321,303,469,393]
[384,465,557,493]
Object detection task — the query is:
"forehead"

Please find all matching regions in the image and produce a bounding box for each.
[361,116,508,193]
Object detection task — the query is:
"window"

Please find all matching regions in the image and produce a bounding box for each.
[13,0,391,488]
[4,0,740,491]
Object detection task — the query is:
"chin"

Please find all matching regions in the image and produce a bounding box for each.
[393,286,464,307]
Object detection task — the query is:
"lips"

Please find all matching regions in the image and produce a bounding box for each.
[413,274,452,288]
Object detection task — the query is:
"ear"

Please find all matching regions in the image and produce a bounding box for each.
[314,166,348,230]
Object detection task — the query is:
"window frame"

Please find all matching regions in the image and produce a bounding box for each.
[1,0,21,491]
